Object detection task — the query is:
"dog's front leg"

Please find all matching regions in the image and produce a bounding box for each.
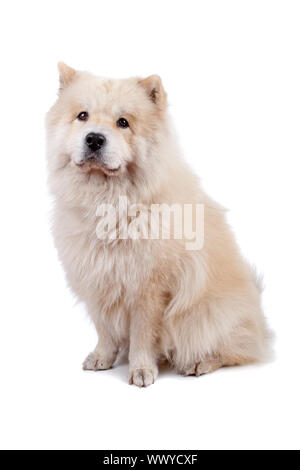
[83,305,119,371]
[129,287,161,387]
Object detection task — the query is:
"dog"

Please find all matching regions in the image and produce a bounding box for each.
[46,62,270,386]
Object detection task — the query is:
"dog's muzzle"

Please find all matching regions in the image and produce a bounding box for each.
[84,132,106,159]
[77,132,121,176]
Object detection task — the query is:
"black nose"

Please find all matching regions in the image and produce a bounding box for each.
[85,133,106,152]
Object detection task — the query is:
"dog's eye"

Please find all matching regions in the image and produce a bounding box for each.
[77,111,89,121]
[117,117,129,128]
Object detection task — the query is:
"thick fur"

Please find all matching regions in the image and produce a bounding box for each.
[46,63,270,387]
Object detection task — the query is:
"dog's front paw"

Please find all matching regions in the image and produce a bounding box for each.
[129,367,158,387]
[82,351,116,371]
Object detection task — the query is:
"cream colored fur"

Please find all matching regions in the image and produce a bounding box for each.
[46,63,270,387]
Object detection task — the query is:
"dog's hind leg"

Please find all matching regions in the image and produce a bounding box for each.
[182,354,223,376]
[168,287,269,377]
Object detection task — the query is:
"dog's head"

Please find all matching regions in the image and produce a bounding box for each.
[46,63,168,181]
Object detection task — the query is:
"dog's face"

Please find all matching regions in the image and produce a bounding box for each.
[46,63,167,179]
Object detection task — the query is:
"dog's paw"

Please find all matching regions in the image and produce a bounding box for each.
[129,367,157,387]
[182,359,222,377]
[82,351,115,371]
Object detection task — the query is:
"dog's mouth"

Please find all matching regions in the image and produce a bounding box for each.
[76,161,121,177]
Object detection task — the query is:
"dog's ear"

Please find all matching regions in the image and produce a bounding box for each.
[58,62,77,90]
[139,75,167,108]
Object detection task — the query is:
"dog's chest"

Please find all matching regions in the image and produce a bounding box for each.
[54,206,154,302]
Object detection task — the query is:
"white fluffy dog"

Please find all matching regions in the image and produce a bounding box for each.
[46,63,270,387]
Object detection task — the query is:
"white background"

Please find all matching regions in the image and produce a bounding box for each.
[0,0,299,450]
